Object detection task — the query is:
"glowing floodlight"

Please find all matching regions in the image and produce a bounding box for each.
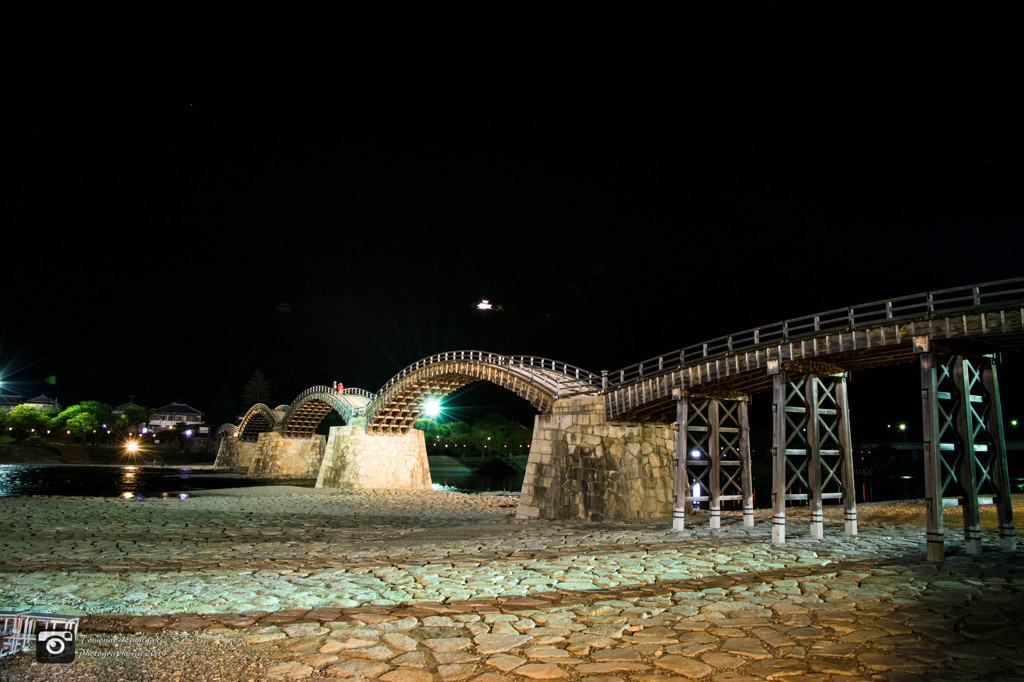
[421,397,442,419]
[690,448,701,459]
[476,299,493,310]
[126,440,139,453]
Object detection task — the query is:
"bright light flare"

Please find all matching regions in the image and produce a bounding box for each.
[421,397,442,419]
[476,299,493,310]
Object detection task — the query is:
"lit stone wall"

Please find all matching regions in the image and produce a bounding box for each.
[213,437,260,470]
[246,432,327,479]
[316,420,432,489]
[516,395,675,521]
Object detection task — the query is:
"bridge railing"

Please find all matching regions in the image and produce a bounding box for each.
[372,350,602,397]
[606,277,1024,388]
[283,386,377,425]
[291,385,377,403]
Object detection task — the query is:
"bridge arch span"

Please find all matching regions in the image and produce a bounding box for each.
[214,423,238,440]
[364,351,600,434]
[237,403,284,442]
[281,386,375,439]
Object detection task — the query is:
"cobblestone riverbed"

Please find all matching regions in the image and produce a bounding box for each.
[2,487,1023,680]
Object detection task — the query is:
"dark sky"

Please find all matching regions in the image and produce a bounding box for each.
[3,71,1023,432]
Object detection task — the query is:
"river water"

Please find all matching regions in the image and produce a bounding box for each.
[0,463,524,498]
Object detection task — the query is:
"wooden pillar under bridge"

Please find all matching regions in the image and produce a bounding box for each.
[918,342,946,562]
[673,389,688,531]
[770,360,856,545]
[982,360,1017,551]
[836,375,858,536]
[770,362,788,544]
[673,389,752,531]
[740,400,755,527]
[709,399,722,529]
[915,335,1016,561]
[953,358,984,555]
[805,376,823,539]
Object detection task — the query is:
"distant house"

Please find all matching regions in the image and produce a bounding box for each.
[0,393,24,410]
[112,401,144,417]
[112,401,148,431]
[149,403,205,433]
[22,395,61,411]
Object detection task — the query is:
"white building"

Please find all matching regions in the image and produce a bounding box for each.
[148,403,205,433]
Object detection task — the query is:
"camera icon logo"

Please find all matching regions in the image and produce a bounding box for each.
[36,629,76,664]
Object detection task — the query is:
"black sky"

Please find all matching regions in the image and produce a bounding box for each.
[3,50,1023,430]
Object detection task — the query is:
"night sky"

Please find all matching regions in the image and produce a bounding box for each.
[4,82,1023,435]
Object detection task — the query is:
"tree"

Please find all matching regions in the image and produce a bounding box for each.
[65,412,100,442]
[207,386,238,427]
[54,402,111,442]
[242,370,271,407]
[2,405,57,440]
[112,405,150,439]
[415,413,533,456]
[55,401,111,429]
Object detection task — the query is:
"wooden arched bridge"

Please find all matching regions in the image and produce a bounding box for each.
[218,278,1024,561]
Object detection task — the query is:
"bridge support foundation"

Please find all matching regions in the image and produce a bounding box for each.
[214,437,259,470]
[316,419,432,490]
[247,432,327,479]
[918,338,1016,561]
[517,396,675,521]
[770,363,857,544]
[672,390,754,531]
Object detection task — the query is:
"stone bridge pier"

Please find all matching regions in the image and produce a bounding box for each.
[213,437,259,471]
[214,432,326,479]
[516,396,676,521]
[316,419,432,490]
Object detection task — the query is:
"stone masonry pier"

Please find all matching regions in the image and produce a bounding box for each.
[517,396,675,521]
[214,432,326,479]
[316,420,431,490]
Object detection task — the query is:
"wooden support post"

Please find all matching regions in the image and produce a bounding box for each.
[919,347,946,562]
[836,373,857,536]
[673,392,688,532]
[805,375,824,540]
[739,398,755,527]
[771,366,787,545]
[709,399,722,529]
[982,358,1016,551]
[953,358,983,555]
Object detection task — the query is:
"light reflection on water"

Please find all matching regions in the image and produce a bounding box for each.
[0,464,298,498]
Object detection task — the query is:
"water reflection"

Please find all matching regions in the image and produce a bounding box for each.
[0,464,298,498]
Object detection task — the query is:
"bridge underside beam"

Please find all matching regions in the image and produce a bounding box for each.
[283,400,334,439]
[918,338,1016,561]
[238,414,272,443]
[770,365,856,545]
[369,376,467,434]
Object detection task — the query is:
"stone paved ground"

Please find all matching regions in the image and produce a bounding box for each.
[2,487,1023,680]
